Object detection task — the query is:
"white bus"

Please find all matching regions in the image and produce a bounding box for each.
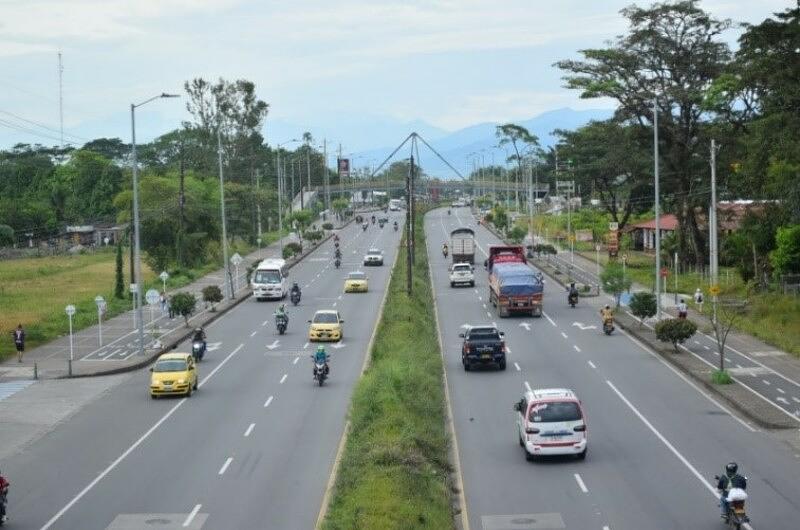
[251,258,289,301]
[389,199,402,211]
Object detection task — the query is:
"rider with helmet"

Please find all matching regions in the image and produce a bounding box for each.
[314,345,330,375]
[192,327,207,350]
[600,305,614,324]
[717,462,747,519]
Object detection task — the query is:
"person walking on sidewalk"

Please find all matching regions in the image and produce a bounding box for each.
[168,296,175,319]
[11,324,25,362]
[159,292,168,316]
[694,288,704,313]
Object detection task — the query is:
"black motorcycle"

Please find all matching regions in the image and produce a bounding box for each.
[603,319,614,335]
[335,258,341,269]
[362,223,368,231]
[312,358,328,386]
[276,314,288,335]
[568,292,578,308]
[715,476,750,529]
[290,289,301,306]
[191,340,206,361]
[393,223,398,232]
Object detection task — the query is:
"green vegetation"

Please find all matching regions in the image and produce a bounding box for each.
[600,262,631,307]
[655,318,698,353]
[323,211,452,530]
[202,285,223,311]
[282,242,302,259]
[629,291,657,326]
[170,292,197,325]
[711,370,733,385]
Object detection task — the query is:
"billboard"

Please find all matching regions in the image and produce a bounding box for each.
[337,158,350,178]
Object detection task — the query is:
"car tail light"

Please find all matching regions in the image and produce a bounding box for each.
[525,427,540,434]
[573,425,586,432]
[500,342,506,353]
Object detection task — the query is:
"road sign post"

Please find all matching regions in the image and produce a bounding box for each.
[94,295,106,346]
[130,283,138,329]
[159,271,169,294]
[65,304,76,375]
[146,288,160,333]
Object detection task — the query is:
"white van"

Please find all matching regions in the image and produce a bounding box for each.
[251,258,289,301]
[514,388,587,461]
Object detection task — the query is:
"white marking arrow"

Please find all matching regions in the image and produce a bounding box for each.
[266,340,280,350]
[572,322,597,331]
[331,342,346,349]
[519,323,531,331]
[460,324,472,329]
[206,342,222,351]
[776,397,789,405]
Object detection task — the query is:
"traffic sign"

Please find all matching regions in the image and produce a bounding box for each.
[709,285,721,296]
[660,267,669,278]
[159,271,169,282]
[129,283,138,293]
[230,252,243,266]
[65,304,76,317]
[145,288,161,306]
[609,222,619,231]
[569,234,576,242]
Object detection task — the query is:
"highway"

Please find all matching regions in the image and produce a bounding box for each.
[427,207,800,530]
[0,213,403,530]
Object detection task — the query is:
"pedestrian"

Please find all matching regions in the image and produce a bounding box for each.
[694,287,704,313]
[159,292,168,316]
[11,324,25,362]
[168,296,175,319]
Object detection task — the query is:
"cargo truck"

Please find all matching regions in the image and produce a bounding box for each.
[487,245,544,317]
[450,227,476,264]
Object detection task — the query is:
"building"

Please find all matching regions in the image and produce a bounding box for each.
[625,214,678,251]
[65,223,127,247]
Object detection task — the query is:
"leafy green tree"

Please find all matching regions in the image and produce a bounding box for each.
[0,224,13,246]
[508,226,526,243]
[170,292,197,326]
[629,292,657,327]
[202,285,223,311]
[655,318,698,353]
[496,123,539,207]
[289,209,313,243]
[114,242,125,299]
[771,225,800,277]
[600,262,631,307]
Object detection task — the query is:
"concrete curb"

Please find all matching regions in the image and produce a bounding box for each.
[61,226,350,379]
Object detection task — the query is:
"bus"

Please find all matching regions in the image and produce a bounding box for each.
[389,199,402,211]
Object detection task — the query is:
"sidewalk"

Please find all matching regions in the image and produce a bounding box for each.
[0,218,355,382]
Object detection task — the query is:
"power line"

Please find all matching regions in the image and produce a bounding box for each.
[0,117,76,145]
[0,109,88,143]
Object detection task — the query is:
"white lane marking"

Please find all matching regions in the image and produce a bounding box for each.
[483,304,487,309]
[244,423,255,437]
[737,364,744,369]
[474,289,479,294]
[524,381,532,393]
[606,380,719,497]
[573,345,581,352]
[280,374,288,384]
[703,345,710,350]
[262,320,269,327]
[264,395,274,408]
[218,457,233,475]
[199,344,244,388]
[333,302,337,307]
[293,356,300,365]
[478,296,483,301]
[588,360,597,369]
[793,397,800,404]
[304,342,310,349]
[694,340,701,345]
[514,362,521,372]
[338,294,342,300]
[543,312,557,327]
[777,387,786,394]
[763,380,771,386]
[777,397,789,405]
[603,527,610,530]
[486,311,491,318]
[574,473,588,493]
[250,331,257,337]
[183,504,202,527]
[561,332,568,339]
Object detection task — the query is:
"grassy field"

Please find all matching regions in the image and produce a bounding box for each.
[322,211,453,530]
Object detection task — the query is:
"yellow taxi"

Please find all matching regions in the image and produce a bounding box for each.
[344,271,369,293]
[308,310,344,342]
[150,352,198,398]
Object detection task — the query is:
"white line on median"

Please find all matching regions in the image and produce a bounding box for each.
[293,356,299,365]
[262,320,269,327]
[573,345,581,352]
[763,380,771,386]
[514,362,521,371]
[777,387,785,394]
[304,342,310,349]
[264,395,273,408]
[250,331,257,337]
[574,473,588,493]
[183,504,202,527]
[244,423,255,437]
[218,457,233,475]
[588,361,597,369]
[280,374,287,384]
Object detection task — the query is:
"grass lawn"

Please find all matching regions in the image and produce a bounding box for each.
[322,210,453,530]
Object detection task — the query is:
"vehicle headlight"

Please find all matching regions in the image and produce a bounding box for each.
[177,379,186,384]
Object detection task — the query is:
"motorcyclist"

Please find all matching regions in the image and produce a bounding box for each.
[600,305,614,325]
[567,282,579,304]
[275,303,288,325]
[442,243,449,257]
[333,234,340,242]
[371,215,376,224]
[192,327,207,350]
[313,345,330,376]
[448,209,451,215]
[334,247,342,260]
[291,282,301,300]
[1,468,10,524]
[677,298,688,319]
[717,462,747,519]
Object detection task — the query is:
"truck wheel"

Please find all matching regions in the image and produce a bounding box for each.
[464,361,471,371]
[498,359,507,370]
[450,282,455,287]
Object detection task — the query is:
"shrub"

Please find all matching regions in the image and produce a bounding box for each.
[322,222,334,230]
[282,242,303,259]
[771,224,800,276]
[655,318,697,353]
[711,369,733,385]
[0,224,14,246]
[202,285,223,311]
[170,292,197,326]
[629,291,657,326]
[303,230,324,242]
[484,212,494,224]
[600,261,631,307]
[508,226,527,243]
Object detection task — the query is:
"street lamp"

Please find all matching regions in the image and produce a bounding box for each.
[276,139,300,256]
[65,304,76,376]
[653,97,662,320]
[94,295,106,346]
[131,93,179,356]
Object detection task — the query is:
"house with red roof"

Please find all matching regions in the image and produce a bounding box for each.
[625,214,678,251]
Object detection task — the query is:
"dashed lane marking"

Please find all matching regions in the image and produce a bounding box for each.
[244,423,255,437]
[264,395,274,408]
[514,362,521,371]
[574,473,588,493]
[573,345,581,352]
[588,361,597,369]
[183,504,202,528]
[218,457,233,475]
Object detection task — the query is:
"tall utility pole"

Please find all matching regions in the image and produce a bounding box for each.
[256,169,262,238]
[275,154,283,255]
[306,145,312,208]
[710,139,720,325]
[291,158,297,212]
[217,127,233,299]
[58,51,64,148]
[406,152,414,294]
[323,139,330,211]
[653,98,662,320]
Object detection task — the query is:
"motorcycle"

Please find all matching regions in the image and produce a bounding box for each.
[290,289,301,306]
[448,209,451,215]
[334,240,340,249]
[312,358,328,386]
[334,258,341,269]
[276,314,288,335]
[715,476,749,529]
[442,247,449,259]
[191,340,206,361]
[568,292,578,308]
[362,223,368,231]
[603,318,614,335]
[371,215,376,224]
[393,223,398,232]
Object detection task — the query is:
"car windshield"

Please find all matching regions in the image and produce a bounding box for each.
[254,270,281,284]
[349,272,366,280]
[368,249,382,255]
[153,360,188,372]
[314,313,338,324]
[468,328,500,340]
[453,265,471,272]
[528,401,582,423]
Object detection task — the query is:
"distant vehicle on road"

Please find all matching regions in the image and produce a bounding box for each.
[450,227,475,264]
[514,387,587,461]
[252,258,289,301]
[308,310,344,342]
[150,353,198,398]
[449,262,475,287]
[344,271,368,293]
[363,248,384,266]
[389,199,402,211]
[487,245,544,317]
[459,325,506,370]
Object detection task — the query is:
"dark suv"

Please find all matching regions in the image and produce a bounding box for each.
[460,325,506,371]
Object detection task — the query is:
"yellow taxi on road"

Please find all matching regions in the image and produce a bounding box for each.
[308,310,344,342]
[150,352,198,398]
[344,271,368,293]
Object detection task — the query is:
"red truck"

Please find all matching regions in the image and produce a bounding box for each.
[486,245,544,317]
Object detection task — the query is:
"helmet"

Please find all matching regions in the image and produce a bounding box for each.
[726,462,738,475]
[605,305,610,309]
[195,328,202,332]
[317,346,325,353]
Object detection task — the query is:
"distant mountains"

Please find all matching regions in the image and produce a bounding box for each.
[349,108,614,179]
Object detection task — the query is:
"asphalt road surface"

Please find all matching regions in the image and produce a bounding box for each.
[0,213,403,530]
[428,206,800,530]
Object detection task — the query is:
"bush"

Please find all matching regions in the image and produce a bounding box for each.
[508,226,527,243]
[282,242,303,259]
[483,212,494,224]
[202,285,223,311]
[303,230,324,242]
[170,292,197,326]
[0,224,14,246]
[655,318,697,352]
[711,369,733,385]
[600,261,631,307]
[322,222,334,230]
[771,224,800,276]
[629,291,657,326]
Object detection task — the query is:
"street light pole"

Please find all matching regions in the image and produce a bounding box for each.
[217,127,233,299]
[653,98,662,320]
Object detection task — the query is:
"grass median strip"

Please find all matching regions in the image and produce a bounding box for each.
[322,213,453,530]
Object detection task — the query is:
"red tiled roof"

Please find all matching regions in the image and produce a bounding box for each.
[627,214,678,231]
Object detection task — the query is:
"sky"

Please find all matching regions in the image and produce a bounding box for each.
[0,0,792,152]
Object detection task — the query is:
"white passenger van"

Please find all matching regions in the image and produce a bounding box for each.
[251,258,289,301]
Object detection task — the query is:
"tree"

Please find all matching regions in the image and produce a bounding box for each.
[170,292,197,326]
[708,298,746,372]
[496,123,539,208]
[556,1,733,267]
[508,226,526,244]
[600,262,631,307]
[202,285,223,312]
[771,225,800,277]
[114,242,125,299]
[629,291,657,327]
[0,224,13,246]
[332,198,350,217]
[289,209,313,243]
[655,318,698,353]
